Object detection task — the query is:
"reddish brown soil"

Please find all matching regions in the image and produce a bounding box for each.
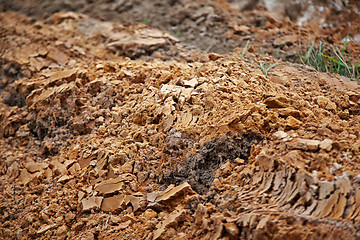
[1,1,360,239]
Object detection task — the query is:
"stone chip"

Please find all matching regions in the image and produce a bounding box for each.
[147,182,195,206]
[319,138,333,151]
[82,195,103,211]
[153,210,186,240]
[25,162,48,173]
[36,224,57,234]
[288,138,320,151]
[101,194,125,212]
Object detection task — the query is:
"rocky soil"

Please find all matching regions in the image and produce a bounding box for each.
[1,0,360,239]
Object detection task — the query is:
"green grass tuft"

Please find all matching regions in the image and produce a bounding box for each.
[259,62,278,78]
[299,36,360,78]
[142,18,149,25]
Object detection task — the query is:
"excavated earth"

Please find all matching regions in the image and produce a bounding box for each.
[1,0,360,239]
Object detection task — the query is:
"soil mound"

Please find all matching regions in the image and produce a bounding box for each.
[1,1,360,239]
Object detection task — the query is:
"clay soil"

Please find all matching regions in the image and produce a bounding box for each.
[1,0,360,239]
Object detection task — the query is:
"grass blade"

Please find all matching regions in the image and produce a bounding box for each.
[342,34,348,56]
[241,40,250,60]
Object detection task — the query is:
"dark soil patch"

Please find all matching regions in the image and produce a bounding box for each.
[0,60,26,107]
[162,130,264,194]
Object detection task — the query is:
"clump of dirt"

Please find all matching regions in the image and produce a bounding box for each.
[162,130,263,194]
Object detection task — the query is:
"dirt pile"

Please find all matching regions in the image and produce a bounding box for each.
[1,1,360,240]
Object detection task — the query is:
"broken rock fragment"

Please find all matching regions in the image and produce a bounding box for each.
[288,138,320,151]
[25,162,48,173]
[319,138,333,151]
[319,181,335,200]
[153,209,186,240]
[142,209,158,221]
[264,96,290,108]
[57,174,74,183]
[118,220,132,230]
[335,174,352,195]
[314,96,337,112]
[181,78,198,88]
[36,224,57,235]
[49,159,68,176]
[94,175,130,195]
[105,25,176,58]
[18,169,41,185]
[124,194,146,212]
[285,116,302,130]
[6,161,19,182]
[224,222,239,236]
[273,130,287,139]
[256,152,275,171]
[101,194,125,212]
[147,182,196,210]
[82,195,103,211]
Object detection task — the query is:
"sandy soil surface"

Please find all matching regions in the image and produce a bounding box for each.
[1,0,360,239]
